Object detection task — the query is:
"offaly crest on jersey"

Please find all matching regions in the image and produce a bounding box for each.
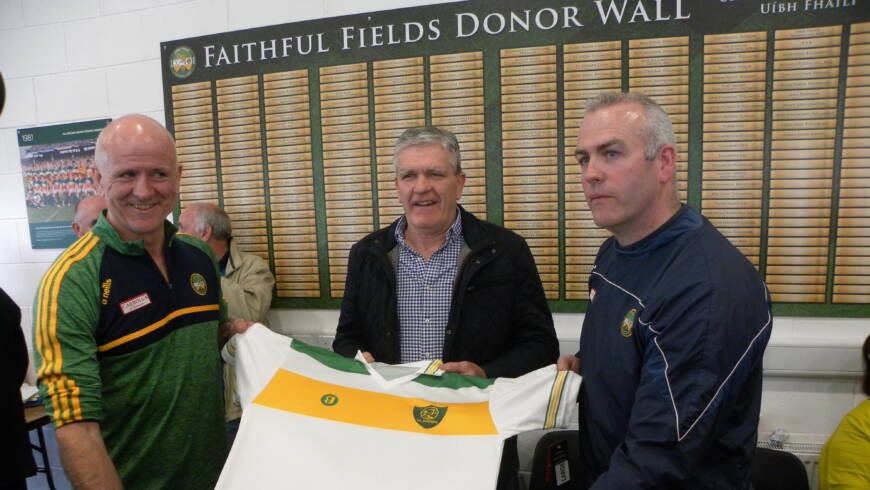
[414,405,447,429]
[190,273,208,295]
[620,308,637,338]
[320,394,338,406]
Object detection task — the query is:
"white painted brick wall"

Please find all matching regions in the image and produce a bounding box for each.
[106,59,164,115]
[0,219,21,263]
[760,377,861,438]
[0,1,25,29]
[0,78,38,127]
[323,0,457,17]
[99,0,189,17]
[0,171,27,219]
[22,0,101,25]
[0,128,19,173]
[148,0,229,42]
[0,25,68,78]
[227,0,325,30]
[35,70,110,121]
[0,262,51,307]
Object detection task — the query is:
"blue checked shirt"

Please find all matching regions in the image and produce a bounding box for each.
[394,209,464,363]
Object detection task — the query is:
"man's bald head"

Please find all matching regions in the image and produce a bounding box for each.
[72,194,107,237]
[95,114,177,173]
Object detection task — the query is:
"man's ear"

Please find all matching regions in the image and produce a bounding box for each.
[201,225,213,242]
[657,144,677,184]
[94,166,104,194]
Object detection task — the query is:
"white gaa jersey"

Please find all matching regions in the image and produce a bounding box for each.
[217,324,581,490]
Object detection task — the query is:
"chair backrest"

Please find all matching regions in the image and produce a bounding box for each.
[751,447,810,490]
[528,429,581,490]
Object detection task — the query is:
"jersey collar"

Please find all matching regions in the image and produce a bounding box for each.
[355,351,445,389]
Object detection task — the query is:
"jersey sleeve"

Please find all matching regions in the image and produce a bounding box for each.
[223,324,293,409]
[33,241,103,427]
[489,365,581,435]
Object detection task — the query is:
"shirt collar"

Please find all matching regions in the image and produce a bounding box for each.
[394,206,464,252]
[92,212,177,256]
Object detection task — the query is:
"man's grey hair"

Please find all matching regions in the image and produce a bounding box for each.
[190,203,232,241]
[392,126,462,174]
[585,92,675,161]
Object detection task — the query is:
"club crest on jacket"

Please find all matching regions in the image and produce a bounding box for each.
[620,309,637,338]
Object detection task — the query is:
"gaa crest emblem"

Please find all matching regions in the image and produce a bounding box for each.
[169,46,196,79]
[189,273,208,296]
[413,405,447,429]
[620,308,637,338]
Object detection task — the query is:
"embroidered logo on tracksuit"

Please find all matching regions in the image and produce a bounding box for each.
[620,309,637,338]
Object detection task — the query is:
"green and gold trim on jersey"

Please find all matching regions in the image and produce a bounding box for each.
[423,359,443,375]
[289,339,496,390]
[35,233,100,426]
[97,303,220,353]
[544,370,570,429]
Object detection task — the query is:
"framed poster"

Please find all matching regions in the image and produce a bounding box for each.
[18,119,111,249]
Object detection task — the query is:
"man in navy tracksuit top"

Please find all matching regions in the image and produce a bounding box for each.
[559,92,772,489]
